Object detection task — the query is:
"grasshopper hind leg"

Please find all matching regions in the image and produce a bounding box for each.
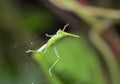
[49,46,60,76]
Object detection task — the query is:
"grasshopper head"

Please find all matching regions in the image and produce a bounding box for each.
[56,24,79,38]
[57,29,79,38]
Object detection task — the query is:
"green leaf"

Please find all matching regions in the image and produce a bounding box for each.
[33,36,105,84]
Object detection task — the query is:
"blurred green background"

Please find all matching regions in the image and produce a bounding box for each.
[0,0,120,84]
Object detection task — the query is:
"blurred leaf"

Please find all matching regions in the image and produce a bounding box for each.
[33,36,105,84]
[21,8,55,32]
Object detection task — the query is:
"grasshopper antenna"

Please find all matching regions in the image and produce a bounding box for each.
[63,23,69,31]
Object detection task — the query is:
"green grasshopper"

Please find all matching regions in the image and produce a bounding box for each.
[26,24,79,76]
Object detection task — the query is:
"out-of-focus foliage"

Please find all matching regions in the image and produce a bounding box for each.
[0,0,120,84]
[21,8,55,32]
